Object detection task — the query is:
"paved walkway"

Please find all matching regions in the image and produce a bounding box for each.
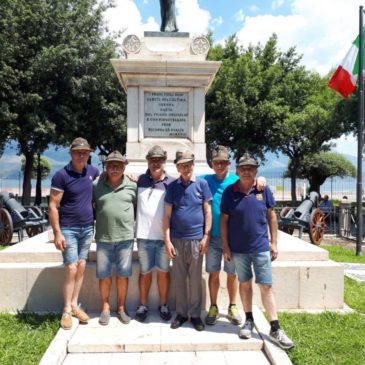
[343,263,365,282]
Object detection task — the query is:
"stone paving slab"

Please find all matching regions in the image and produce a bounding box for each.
[62,350,270,365]
[342,263,365,282]
[68,312,263,353]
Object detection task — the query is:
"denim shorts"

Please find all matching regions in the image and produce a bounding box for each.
[61,224,94,265]
[137,239,170,274]
[232,251,272,285]
[205,237,236,275]
[96,240,134,279]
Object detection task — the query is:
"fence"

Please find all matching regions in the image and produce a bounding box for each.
[0,176,51,198]
[262,173,357,202]
[0,172,359,202]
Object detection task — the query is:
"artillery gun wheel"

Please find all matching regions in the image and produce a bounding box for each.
[0,208,13,245]
[25,226,44,238]
[279,207,294,235]
[309,208,325,245]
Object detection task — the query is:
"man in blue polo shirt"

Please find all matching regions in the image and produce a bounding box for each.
[135,145,175,323]
[220,154,294,350]
[49,137,99,330]
[164,149,212,331]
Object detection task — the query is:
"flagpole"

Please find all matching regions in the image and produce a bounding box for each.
[356,5,364,256]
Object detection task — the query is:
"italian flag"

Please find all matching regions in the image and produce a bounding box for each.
[328,34,364,98]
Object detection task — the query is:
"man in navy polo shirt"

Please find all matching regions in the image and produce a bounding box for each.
[164,149,212,331]
[135,145,175,323]
[49,137,99,330]
[220,154,294,350]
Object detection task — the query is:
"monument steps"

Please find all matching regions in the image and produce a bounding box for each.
[40,307,293,365]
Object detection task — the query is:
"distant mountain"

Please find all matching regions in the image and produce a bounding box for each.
[0,141,359,180]
[0,141,100,179]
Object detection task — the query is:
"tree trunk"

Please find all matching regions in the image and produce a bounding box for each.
[290,173,297,204]
[22,153,33,206]
[35,153,42,206]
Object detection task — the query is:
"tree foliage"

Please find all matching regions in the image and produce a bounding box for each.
[21,155,51,180]
[0,0,126,204]
[206,34,356,201]
[296,152,356,194]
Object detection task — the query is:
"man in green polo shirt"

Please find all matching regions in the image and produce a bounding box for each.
[93,151,137,326]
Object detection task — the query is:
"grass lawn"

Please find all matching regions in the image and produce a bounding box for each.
[0,313,59,365]
[321,244,365,263]
[280,244,365,364]
[280,311,365,365]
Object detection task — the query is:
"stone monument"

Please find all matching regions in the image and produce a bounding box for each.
[110,31,221,175]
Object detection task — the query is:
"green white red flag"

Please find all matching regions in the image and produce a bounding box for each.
[328,34,364,98]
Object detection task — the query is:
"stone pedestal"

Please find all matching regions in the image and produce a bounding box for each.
[110,32,221,176]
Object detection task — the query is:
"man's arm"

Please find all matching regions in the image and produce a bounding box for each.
[163,203,176,259]
[267,207,278,261]
[48,189,65,251]
[220,212,232,262]
[199,201,212,255]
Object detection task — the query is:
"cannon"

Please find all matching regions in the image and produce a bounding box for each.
[0,192,48,245]
[278,191,325,245]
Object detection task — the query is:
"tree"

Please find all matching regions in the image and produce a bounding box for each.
[206,34,355,202]
[21,154,52,205]
[21,155,51,180]
[0,0,126,205]
[296,152,356,194]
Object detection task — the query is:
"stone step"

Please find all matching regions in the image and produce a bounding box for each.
[68,313,262,353]
[40,306,293,365]
[61,350,271,365]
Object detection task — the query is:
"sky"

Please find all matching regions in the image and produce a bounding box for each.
[103,0,364,157]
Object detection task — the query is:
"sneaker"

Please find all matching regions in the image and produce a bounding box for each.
[118,310,131,324]
[60,311,72,330]
[239,319,254,339]
[227,304,242,325]
[269,329,294,350]
[99,310,110,326]
[159,304,172,321]
[135,305,148,323]
[205,305,219,325]
[71,305,89,323]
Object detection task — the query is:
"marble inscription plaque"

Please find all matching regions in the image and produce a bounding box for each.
[144,92,188,138]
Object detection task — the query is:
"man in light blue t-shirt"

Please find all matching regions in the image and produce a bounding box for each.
[200,146,242,326]
[201,146,266,327]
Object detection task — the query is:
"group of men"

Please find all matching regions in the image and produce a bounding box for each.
[49,137,294,350]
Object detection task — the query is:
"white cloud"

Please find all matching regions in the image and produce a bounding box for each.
[234,9,245,22]
[212,16,223,27]
[249,5,260,12]
[104,0,210,39]
[236,0,363,75]
[176,0,211,36]
[104,0,157,38]
[272,0,285,9]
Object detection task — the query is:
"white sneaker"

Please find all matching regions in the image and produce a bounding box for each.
[269,329,294,350]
